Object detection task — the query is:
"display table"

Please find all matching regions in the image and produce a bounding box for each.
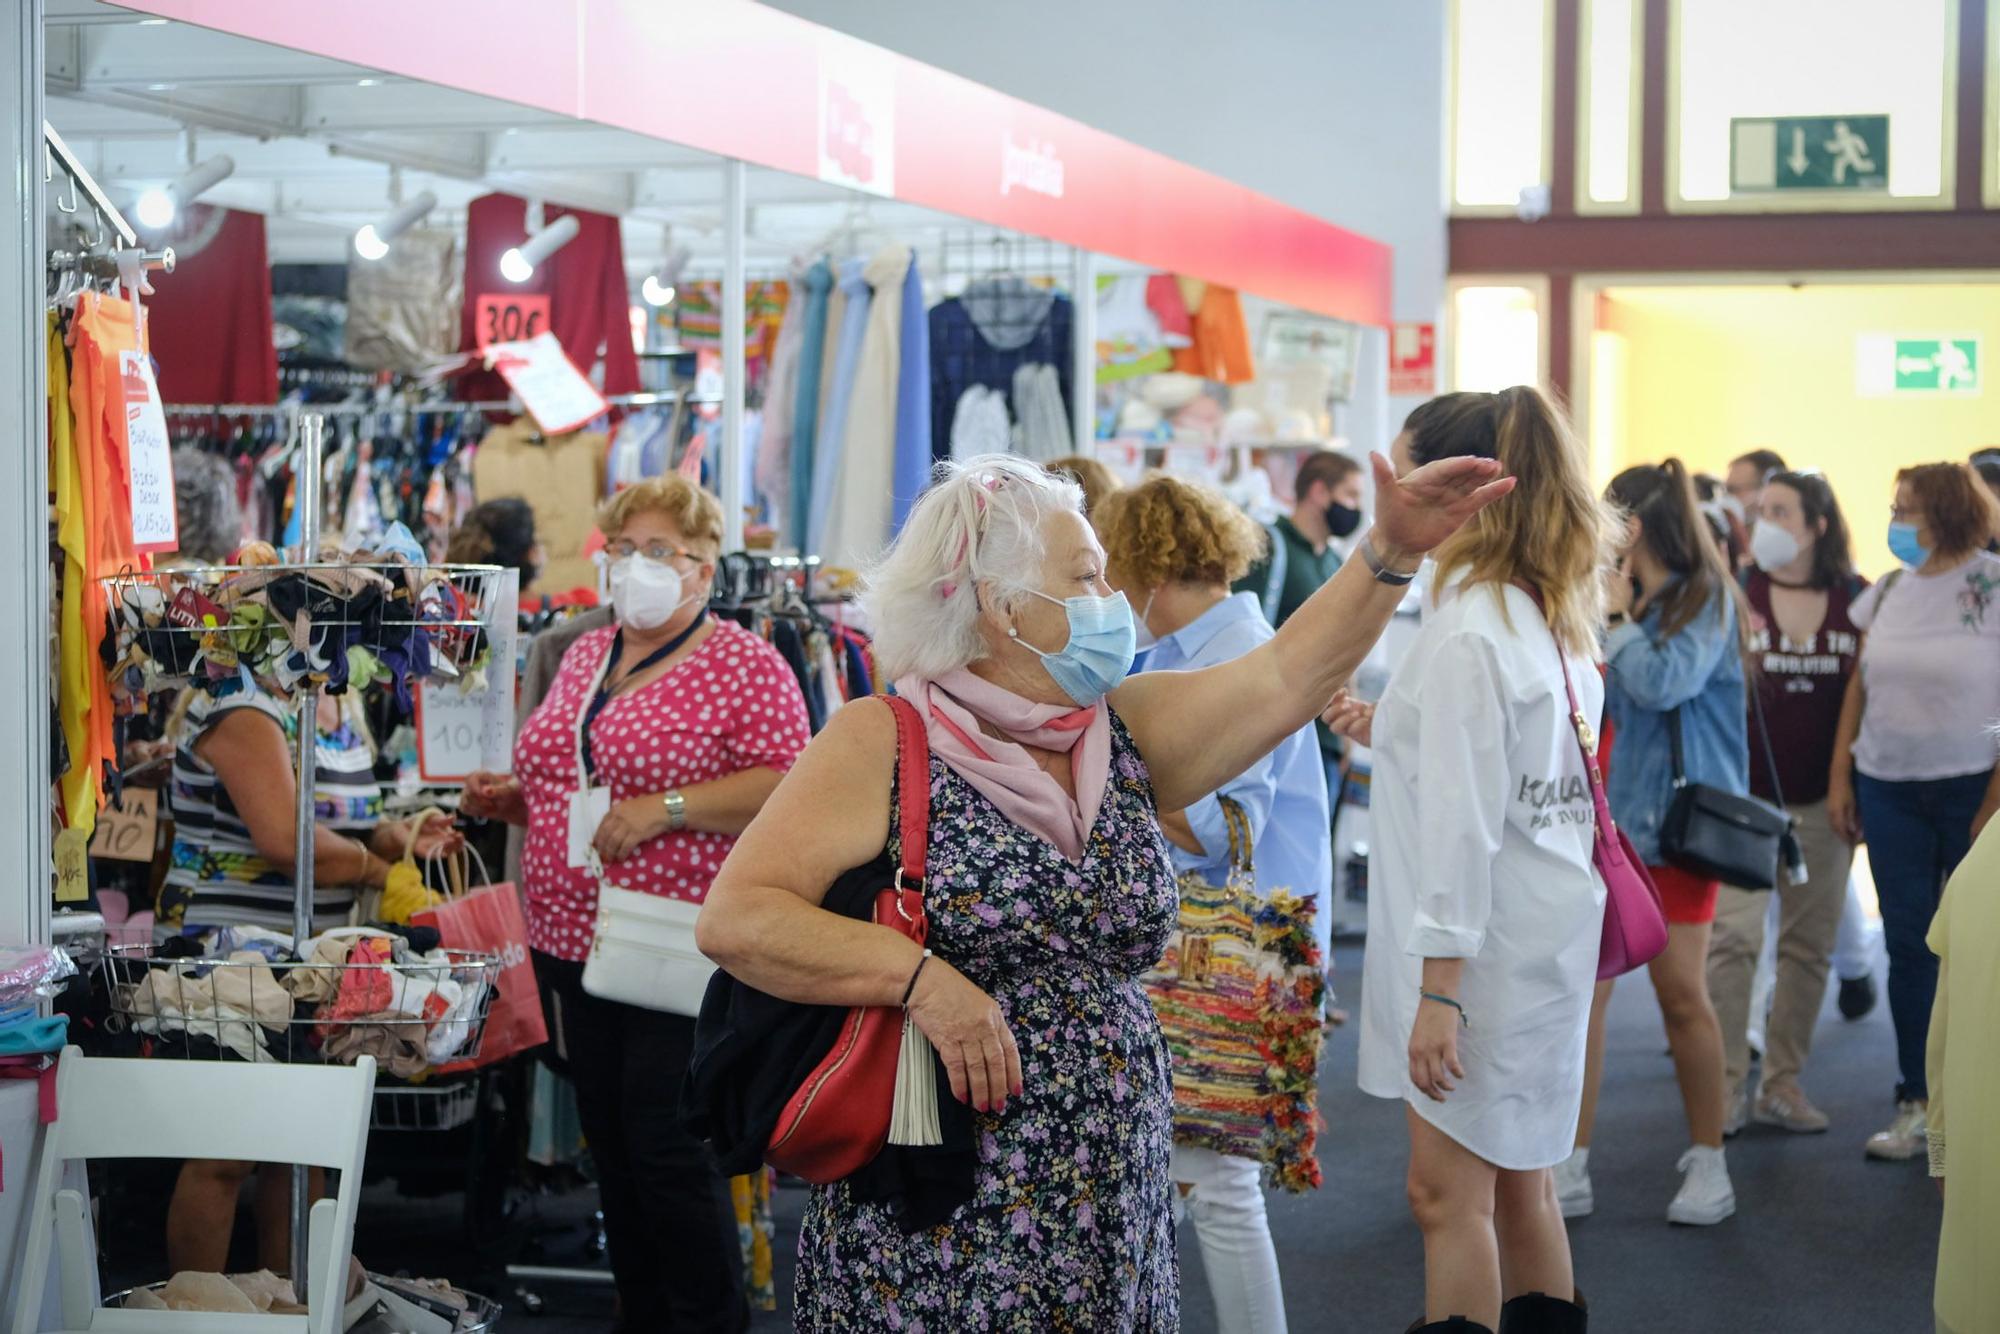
[0,1076,96,1331]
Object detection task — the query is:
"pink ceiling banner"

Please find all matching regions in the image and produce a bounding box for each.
[114,0,1392,325]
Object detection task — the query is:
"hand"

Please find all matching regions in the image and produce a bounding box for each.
[406,811,464,861]
[1603,557,1636,620]
[593,795,672,863]
[461,771,526,824]
[1408,997,1466,1103]
[906,956,1024,1114]
[1368,451,1515,564]
[1827,775,1863,845]
[1321,689,1375,748]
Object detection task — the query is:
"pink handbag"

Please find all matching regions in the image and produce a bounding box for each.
[1519,582,1668,979]
[1556,652,1669,979]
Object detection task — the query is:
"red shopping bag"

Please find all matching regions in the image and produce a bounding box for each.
[413,880,548,1070]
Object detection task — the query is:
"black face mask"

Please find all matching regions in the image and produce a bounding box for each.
[1325,502,1363,539]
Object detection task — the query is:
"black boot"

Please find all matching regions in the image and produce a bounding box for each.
[1497,1288,1588,1334]
[1405,1319,1495,1334]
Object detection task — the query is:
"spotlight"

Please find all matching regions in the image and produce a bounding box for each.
[640,231,691,307]
[641,274,676,307]
[353,189,437,261]
[500,212,579,283]
[133,155,235,231]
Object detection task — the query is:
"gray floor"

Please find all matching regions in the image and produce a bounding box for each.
[361,943,1939,1333]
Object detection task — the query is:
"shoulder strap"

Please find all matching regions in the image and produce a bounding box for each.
[1261,523,1288,625]
[1516,580,1615,816]
[1667,707,1688,787]
[883,695,931,885]
[1747,676,1785,809]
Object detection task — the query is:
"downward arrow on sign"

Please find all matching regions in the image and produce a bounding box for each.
[1787,128,1811,176]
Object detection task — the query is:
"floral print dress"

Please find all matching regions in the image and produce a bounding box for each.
[795,712,1181,1332]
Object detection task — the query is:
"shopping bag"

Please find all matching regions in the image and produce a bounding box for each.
[411,859,547,1070]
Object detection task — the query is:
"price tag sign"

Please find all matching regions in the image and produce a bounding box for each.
[54,827,90,903]
[120,350,179,554]
[416,570,519,784]
[488,331,609,435]
[474,293,551,351]
[89,788,160,863]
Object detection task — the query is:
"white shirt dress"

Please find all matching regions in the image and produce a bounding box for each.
[1357,581,1608,1170]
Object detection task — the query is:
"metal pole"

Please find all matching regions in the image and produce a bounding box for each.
[720,158,747,553]
[1069,245,1097,456]
[1,4,48,949]
[290,410,325,1292]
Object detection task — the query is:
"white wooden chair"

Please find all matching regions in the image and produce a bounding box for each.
[8,1047,376,1334]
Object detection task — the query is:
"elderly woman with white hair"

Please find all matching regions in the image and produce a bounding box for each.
[697,450,1510,1329]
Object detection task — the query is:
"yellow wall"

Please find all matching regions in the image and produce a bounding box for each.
[1595,282,2000,576]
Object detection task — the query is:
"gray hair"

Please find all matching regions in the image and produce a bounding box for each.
[862,453,1085,681]
[170,447,243,564]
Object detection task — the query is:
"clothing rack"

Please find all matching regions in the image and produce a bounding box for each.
[162,390,716,420]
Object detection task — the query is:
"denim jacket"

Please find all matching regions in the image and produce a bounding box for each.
[1603,583,1750,867]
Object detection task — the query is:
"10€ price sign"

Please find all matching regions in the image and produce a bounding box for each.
[415,569,519,784]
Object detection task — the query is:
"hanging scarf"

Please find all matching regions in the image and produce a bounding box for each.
[897,668,1110,864]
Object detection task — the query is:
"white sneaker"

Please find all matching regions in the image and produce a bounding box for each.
[1865,1101,1928,1161]
[1667,1145,1736,1226]
[1723,1082,1751,1138]
[1554,1147,1593,1219]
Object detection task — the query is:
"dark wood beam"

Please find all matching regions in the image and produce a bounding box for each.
[1550,0,1580,217]
[1450,210,2000,275]
[1547,273,1574,399]
[1957,0,1989,210]
[1639,0,1670,214]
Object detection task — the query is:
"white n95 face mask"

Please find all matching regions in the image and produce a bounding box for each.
[608,556,688,630]
[1749,521,1802,574]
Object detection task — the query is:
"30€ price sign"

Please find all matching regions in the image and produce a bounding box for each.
[474,293,551,350]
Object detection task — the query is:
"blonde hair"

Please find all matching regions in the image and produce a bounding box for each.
[863,454,1084,681]
[1096,473,1264,591]
[597,477,725,559]
[1407,387,1614,654]
[1044,455,1121,518]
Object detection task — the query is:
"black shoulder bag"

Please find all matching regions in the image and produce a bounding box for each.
[1660,681,1799,890]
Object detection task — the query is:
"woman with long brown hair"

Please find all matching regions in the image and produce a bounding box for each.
[1328,387,1610,1334]
[1555,459,1753,1230]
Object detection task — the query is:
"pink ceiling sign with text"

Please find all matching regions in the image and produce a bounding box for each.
[115,0,1391,325]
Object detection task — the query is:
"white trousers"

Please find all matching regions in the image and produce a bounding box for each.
[1171,1143,1287,1334]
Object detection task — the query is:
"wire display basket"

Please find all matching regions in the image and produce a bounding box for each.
[372,1078,482,1133]
[100,560,505,694]
[99,942,500,1076]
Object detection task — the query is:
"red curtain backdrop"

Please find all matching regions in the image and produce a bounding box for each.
[457,193,639,403]
[144,205,280,405]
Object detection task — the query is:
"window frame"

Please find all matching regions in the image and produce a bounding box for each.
[1576,0,1644,215]
[1448,0,1557,217]
[1986,0,1999,208]
[1664,0,1962,214]
[1443,274,1552,393]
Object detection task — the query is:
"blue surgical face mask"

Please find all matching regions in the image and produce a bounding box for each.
[1011,589,1137,706]
[1887,521,1931,569]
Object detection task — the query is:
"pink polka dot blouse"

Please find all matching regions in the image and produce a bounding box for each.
[514,619,812,961]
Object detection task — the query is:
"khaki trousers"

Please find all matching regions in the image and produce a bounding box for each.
[1707,799,1855,1093]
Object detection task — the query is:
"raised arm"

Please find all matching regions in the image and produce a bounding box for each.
[1602,597,1731,712]
[1116,453,1511,814]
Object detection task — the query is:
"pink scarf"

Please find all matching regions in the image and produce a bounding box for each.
[897,669,1111,864]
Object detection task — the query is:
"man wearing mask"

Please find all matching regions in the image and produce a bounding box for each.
[1726,448,1787,525]
[1235,449,1365,629]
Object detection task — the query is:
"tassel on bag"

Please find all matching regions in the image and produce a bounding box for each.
[887,1012,943,1147]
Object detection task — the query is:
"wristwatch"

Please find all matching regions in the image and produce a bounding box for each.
[1359,535,1420,587]
[661,789,688,832]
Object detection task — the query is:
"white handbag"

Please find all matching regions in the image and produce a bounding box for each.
[571,637,717,1016]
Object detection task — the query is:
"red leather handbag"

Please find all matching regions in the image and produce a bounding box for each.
[765,694,938,1183]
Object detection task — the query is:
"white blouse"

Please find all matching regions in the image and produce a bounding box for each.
[1357,580,1608,1170]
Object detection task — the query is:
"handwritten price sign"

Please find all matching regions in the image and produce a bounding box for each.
[90,788,161,863]
[414,570,518,784]
[474,293,551,351]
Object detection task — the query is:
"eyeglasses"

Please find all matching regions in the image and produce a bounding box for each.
[1889,505,1924,523]
[605,539,700,563]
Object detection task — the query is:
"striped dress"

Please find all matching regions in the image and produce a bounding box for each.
[158,684,382,938]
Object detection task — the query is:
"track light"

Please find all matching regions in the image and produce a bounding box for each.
[134,155,235,230]
[500,213,579,283]
[640,241,691,307]
[354,189,437,261]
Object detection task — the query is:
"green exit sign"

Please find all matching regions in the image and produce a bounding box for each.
[1855,335,1981,397]
[1731,115,1889,193]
